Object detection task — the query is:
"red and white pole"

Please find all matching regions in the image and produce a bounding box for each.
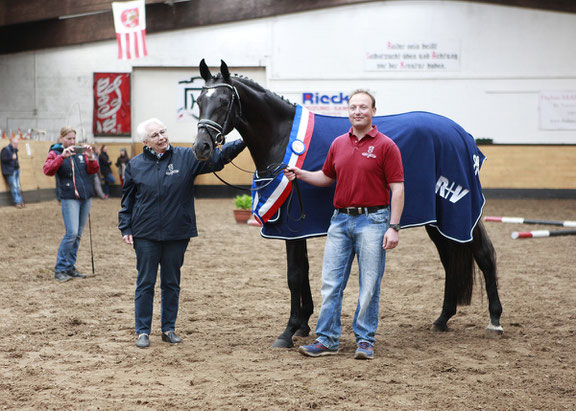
[485,216,576,228]
[511,230,576,239]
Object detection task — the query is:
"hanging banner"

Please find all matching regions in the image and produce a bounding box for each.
[112,0,148,60]
[93,73,131,136]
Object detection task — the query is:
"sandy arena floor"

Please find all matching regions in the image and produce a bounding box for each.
[0,197,574,409]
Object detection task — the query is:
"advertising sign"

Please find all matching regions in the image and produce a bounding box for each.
[93,73,131,136]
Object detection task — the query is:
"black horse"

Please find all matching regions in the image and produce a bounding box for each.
[194,59,503,348]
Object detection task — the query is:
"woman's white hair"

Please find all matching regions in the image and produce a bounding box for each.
[136,118,166,141]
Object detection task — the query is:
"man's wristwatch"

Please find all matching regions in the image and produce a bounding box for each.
[389,223,401,232]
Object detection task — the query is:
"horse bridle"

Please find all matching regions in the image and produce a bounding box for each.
[196,81,305,228]
[197,83,242,147]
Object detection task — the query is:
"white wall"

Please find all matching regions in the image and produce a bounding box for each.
[0,1,575,144]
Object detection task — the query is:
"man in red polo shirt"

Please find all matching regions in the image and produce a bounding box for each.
[284,89,404,360]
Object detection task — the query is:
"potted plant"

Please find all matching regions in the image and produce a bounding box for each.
[233,194,252,224]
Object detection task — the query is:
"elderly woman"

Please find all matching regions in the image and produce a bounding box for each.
[43,126,99,282]
[118,118,244,348]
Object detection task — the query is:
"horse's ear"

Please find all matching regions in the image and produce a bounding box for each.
[199,59,212,81]
[220,60,230,81]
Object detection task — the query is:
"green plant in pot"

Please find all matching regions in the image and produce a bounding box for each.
[233,194,252,224]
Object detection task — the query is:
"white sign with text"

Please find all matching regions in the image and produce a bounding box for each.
[365,41,460,72]
[540,91,576,130]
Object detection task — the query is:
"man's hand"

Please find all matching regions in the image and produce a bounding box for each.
[283,166,300,181]
[382,228,399,250]
[122,234,133,245]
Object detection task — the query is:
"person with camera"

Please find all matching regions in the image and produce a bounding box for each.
[43,126,100,282]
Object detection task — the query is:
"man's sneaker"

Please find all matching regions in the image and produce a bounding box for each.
[54,271,72,282]
[298,340,338,357]
[67,268,86,279]
[354,341,374,360]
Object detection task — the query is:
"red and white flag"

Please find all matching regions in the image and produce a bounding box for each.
[112,0,148,60]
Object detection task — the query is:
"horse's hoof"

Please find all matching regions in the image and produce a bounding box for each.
[294,326,310,337]
[430,323,448,332]
[271,337,293,349]
[485,323,504,338]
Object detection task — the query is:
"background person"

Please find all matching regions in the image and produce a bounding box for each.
[284,89,405,360]
[118,118,245,349]
[43,127,99,282]
[115,148,130,187]
[98,145,114,198]
[91,145,106,199]
[1,137,24,208]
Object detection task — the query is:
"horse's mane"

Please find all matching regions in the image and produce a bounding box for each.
[214,73,296,107]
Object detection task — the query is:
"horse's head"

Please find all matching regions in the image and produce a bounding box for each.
[193,59,242,161]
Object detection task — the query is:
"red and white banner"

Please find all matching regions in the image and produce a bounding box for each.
[112,0,148,60]
[93,73,131,136]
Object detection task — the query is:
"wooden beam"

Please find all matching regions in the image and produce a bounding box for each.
[471,0,576,14]
[1,0,575,55]
[0,0,376,54]
[0,0,166,26]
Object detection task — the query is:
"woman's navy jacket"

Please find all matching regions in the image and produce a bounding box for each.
[43,144,100,200]
[118,140,245,241]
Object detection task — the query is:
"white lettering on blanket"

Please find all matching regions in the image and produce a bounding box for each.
[435,176,469,203]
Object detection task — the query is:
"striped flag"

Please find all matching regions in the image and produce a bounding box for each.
[112,0,148,60]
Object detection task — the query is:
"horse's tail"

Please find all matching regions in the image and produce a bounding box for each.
[447,241,475,306]
[426,226,475,306]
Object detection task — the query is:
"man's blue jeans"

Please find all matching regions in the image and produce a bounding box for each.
[6,169,23,205]
[55,198,91,272]
[315,207,390,350]
[133,238,190,335]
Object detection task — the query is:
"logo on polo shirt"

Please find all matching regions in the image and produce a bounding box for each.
[362,146,376,159]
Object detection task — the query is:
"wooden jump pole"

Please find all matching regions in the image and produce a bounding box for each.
[484,216,576,228]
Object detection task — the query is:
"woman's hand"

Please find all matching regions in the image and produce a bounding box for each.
[62,146,75,158]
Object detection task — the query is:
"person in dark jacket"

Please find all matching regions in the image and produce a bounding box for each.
[43,126,99,282]
[115,148,130,187]
[1,137,24,208]
[98,145,115,198]
[118,117,245,348]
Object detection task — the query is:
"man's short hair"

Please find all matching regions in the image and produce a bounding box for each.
[349,89,376,108]
[136,118,165,141]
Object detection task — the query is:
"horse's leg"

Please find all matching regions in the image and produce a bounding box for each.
[471,221,503,336]
[271,239,313,348]
[426,225,474,332]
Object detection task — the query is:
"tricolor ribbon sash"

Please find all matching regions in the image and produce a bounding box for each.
[252,106,314,223]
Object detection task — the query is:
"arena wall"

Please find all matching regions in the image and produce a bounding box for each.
[1,140,574,206]
[1,1,575,205]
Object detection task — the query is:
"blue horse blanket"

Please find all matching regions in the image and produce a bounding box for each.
[252,105,486,243]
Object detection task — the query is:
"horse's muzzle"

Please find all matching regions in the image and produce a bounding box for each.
[193,131,213,161]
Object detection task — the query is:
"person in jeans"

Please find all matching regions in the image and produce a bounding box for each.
[118,118,245,348]
[284,90,404,360]
[1,137,24,208]
[43,127,99,282]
